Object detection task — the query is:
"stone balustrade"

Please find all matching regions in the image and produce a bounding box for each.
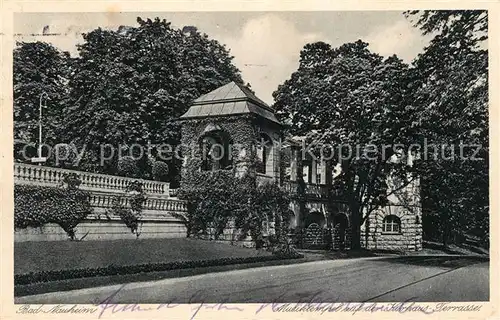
[169,188,179,198]
[87,192,187,212]
[283,180,298,193]
[283,180,342,198]
[256,173,275,185]
[13,164,188,242]
[14,163,170,196]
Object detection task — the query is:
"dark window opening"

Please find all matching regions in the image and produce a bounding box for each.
[200,131,233,171]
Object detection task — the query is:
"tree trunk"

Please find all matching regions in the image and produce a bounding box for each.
[441,211,449,247]
[350,203,362,250]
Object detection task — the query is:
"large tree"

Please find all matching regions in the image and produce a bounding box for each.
[273,40,415,249]
[406,10,489,246]
[62,17,243,176]
[13,42,71,159]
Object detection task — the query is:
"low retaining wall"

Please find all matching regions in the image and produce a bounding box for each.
[14,164,190,242]
[14,211,187,242]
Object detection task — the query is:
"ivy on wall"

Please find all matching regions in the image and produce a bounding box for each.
[177,113,300,254]
[179,115,273,176]
[177,167,294,251]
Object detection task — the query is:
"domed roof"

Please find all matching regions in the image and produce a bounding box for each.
[180,81,281,125]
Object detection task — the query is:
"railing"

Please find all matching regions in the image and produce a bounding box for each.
[305,183,328,196]
[169,188,179,198]
[256,173,275,185]
[88,193,187,212]
[283,180,343,198]
[14,163,170,196]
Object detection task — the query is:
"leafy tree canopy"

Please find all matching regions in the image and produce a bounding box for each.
[13,41,72,146]
[64,17,242,148]
[406,10,488,245]
[273,40,415,249]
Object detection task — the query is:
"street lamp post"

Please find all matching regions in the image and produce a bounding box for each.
[31,92,48,165]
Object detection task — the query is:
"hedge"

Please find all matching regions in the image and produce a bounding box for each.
[15,253,304,285]
[14,183,92,239]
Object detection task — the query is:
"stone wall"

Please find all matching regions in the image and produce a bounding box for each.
[14,214,187,242]
[360,172,423,252]
[361,204,422,251]
[14,164,189,242]
[14,201,189,242]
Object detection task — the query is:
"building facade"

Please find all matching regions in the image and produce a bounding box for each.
[179,81,423,251]
[13,81,422,251]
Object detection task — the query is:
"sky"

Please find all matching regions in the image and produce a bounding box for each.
[14,11,432,105]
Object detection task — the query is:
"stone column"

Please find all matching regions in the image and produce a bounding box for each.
[311,158,317,184]
[290,148,298,181]
[235,143,252,178]
[303,164,310,183]
[320,158,328,185]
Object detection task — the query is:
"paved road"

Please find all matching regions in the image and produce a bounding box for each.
[15,256,489,304]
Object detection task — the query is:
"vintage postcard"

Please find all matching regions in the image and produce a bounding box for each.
[1,0,498,319]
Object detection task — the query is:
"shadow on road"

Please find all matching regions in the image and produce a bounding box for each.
[376,255,489,269]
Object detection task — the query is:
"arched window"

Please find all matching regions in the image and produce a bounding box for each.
[304,211,326,229]
[382,215,401,233]
[200,131,232,171]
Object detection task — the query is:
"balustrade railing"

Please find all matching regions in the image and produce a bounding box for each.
[14,163,170,196]
[256,173,275,185]
[88,193,187,212]
[283,180,342,198]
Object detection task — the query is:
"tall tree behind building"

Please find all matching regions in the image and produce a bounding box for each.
[13,42,71,158]
[406,10,488,246]
[61,17,242,179]
[273,40,415,250]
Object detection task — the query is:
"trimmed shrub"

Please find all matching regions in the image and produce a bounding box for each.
[152,160,169,181]
[117,156,139,178]
[177,171,252,240]
[14,174,92,240]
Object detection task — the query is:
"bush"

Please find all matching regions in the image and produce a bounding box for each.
[177,171,245,239]
[52,143,78,168]
[117,156,139,178]
[152,160,169,181]
[106,181,147,238]
[178,168,293,249]
[14,174,92,240]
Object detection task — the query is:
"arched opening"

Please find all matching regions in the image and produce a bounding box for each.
[304,211,326,228]
[200,130,233,171]
[256,133,274,175]
[382,215,401,233]
[287,210,297,229]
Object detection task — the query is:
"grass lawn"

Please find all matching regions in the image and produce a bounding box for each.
[15,238,271,275]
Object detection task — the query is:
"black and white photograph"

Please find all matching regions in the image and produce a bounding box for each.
[4,4,495,318]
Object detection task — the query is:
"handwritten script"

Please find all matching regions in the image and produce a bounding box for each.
[16,285,483,319]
